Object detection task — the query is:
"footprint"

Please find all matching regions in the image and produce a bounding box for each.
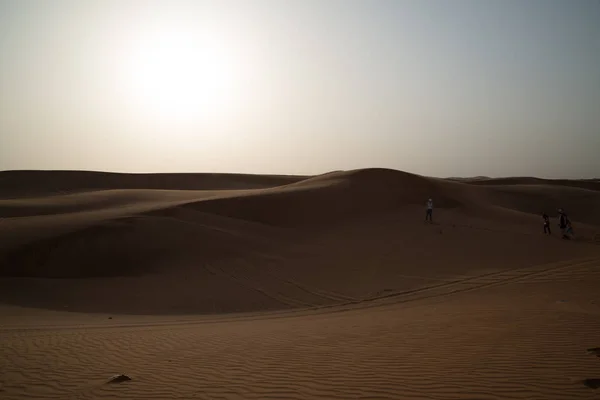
[583,379,600,389]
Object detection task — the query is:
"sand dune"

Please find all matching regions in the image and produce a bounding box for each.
[463,176,600,192]
[0,170,306,198]
[0,168,599,399]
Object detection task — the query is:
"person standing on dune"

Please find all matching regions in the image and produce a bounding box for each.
[558,208,573,239]
[542,212,551,235]
[425,198,433,222]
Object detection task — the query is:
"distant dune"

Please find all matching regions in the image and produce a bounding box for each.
[1,168,599,399]
[0,170,308,198]
[461,176,600,191]
[446,175,492,181]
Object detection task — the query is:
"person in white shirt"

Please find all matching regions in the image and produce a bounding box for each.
[425,198,433,222]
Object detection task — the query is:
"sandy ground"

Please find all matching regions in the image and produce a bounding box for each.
[0,168,599,399]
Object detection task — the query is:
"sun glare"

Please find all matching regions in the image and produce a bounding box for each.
[120,26,240,124]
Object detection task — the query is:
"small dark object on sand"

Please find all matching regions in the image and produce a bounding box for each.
[583,379,600,389]
[587,347,600,357]
[107,374,132,384]
[108,317,113,319]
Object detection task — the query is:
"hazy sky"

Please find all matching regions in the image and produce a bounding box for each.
[1,0,598,178]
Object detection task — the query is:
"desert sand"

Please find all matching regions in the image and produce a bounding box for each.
[0,168,599,399]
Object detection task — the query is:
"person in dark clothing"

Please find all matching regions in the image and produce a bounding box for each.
[542,212,551,234]
[425,198,433,222]
[558,208,573,239]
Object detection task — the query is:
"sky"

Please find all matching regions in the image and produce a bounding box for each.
[0,0,598,178]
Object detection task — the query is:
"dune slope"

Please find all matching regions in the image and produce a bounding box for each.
[0,257,599,399]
